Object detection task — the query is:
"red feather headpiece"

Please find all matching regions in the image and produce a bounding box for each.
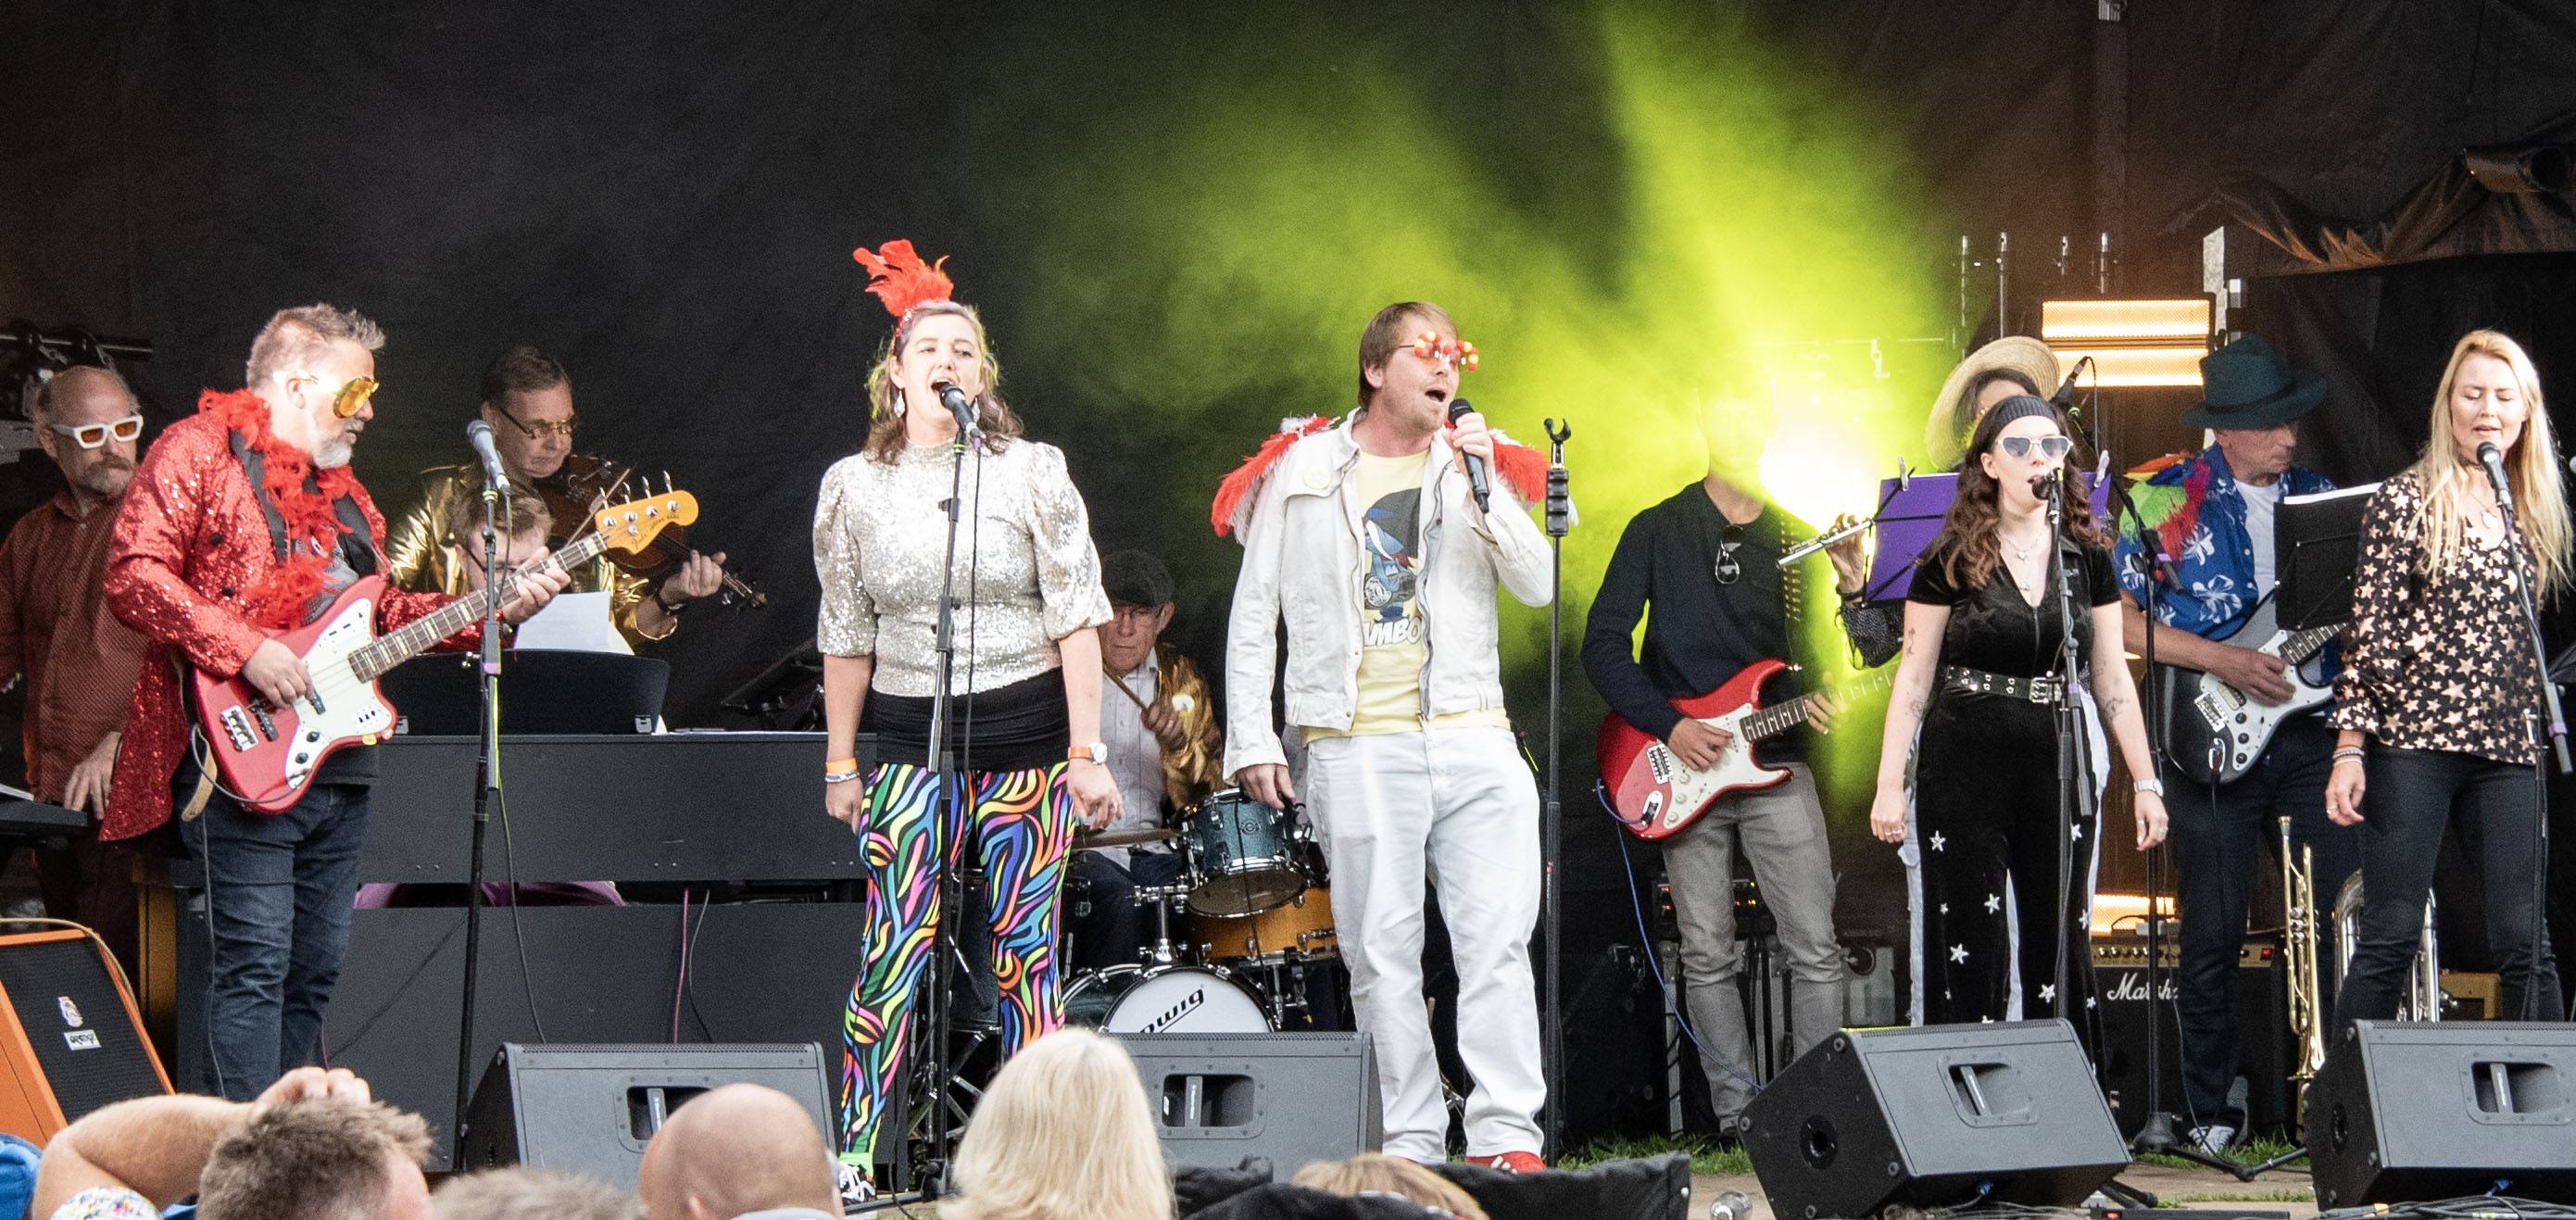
[852,239,956,321]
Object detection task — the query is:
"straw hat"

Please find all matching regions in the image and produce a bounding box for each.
[1925,336,2062,469]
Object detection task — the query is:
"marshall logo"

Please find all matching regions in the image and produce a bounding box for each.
[2103,971,2179,1003]
[57,997,82,1029]
[1139,987,1207,1035]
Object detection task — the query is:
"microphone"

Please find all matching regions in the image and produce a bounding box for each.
[464,420,509,489]
[2479,441,2517,514]
[934,382,977,434]
[2049,356,2093,409]
[1447,399,1490,512]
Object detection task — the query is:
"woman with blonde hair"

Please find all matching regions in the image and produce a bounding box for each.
[1291,1153,1489,1218]
[945,1028,1172,1220]
[2326,329,2570,1025]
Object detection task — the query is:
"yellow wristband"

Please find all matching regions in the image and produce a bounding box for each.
[826,757,859,774]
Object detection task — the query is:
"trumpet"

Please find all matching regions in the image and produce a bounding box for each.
[2281,818,2327,1118]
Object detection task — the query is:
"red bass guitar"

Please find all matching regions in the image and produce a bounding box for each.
[1596,659,1891,840]
[191,490,695,812]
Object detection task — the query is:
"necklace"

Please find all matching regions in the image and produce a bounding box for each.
[2001,528,2048,561]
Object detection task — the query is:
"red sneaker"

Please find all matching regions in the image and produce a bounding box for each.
[1465,1151,1548,1174]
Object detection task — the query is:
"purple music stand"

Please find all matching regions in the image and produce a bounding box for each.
[1860,472,2111,603]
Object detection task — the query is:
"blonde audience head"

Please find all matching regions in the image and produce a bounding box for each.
[946,1028,1172,1220]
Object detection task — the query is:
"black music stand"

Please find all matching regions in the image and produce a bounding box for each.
[2277,484,2378,633]
[383,651,670,736]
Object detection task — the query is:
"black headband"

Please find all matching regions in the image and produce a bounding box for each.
[1983,395,2059,434]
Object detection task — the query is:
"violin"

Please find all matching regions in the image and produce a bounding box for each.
[536,455,768,609]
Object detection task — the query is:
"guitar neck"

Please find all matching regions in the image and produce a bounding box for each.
[1743,671,1895,741]
[349,533,605,681]
[2279,623,2341,667]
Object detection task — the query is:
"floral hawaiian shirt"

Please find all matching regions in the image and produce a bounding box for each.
[2113,445,2335,640]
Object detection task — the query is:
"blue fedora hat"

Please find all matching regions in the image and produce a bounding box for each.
[2181,334,2323,429]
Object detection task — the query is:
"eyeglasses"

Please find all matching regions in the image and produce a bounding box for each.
[47,413,144,449]
[279,371,380,418]
[1405,331,1479,372]
[496,408,579,439]
[1715,523,1746,585]
[1996,434,2074,461]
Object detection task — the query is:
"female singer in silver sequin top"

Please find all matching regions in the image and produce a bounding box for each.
[810,296,1117,1180]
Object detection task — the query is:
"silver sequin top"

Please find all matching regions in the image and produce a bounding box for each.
[812,437,1112,697]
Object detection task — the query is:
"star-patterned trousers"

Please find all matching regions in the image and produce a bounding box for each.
[836,761,1076,1168]
[1913,694,2100,1026]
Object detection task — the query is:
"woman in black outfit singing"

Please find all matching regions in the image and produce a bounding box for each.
[1870,396,2169,1025]
[2326,329,2570,1026]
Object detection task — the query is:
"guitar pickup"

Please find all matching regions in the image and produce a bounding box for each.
[2193,692,2233,733]
[305,689,327,715]
[246,700,278,741]
[218,707,257,753]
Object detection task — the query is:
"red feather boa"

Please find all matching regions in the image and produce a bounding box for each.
[1210,417,1553,537]
[201,388,363,631]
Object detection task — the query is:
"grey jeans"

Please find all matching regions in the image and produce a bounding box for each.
[1661,762,1843,1117]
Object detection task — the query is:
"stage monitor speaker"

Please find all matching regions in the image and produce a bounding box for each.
[1117,1032,1379,1176]
[2308,1021,2576,1208]
[1741,1020,2128,1220]
[0,929,170,1142]
[456,1042,831,1190]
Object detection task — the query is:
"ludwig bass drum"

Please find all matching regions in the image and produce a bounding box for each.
[1062,964,1273,1035]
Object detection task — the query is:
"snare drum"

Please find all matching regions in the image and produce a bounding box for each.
[1062,963,1272,1035]
[1190,887,1337,964]
[1181,789,1309,916]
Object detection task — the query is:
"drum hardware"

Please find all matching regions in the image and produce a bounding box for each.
[1133,882,1199,968]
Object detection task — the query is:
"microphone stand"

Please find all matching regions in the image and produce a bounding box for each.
[453,475,509,1149]
[2098,463,2236,1176]
[2487,466,2568,1024]
[915,418,980,1195]
[2041,474,2091,1033]
[1540,419,1572,1160]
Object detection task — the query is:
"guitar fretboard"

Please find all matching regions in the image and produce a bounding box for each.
[348,532,609,682]
[2279,623,2341,667]
[1741,670,1898,741]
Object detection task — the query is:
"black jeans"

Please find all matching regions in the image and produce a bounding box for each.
[1070,848,1189,972]
[2163,714,2354,1129]
[2334,746,2562,1028]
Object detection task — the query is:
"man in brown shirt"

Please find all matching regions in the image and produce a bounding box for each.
[0,364,150,969]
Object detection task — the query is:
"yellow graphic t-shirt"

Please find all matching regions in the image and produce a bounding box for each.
[1304,450,1509,740]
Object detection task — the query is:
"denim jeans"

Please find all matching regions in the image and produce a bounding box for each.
[2335,747,2562,1029]
[188,783,371,1101]
[2163,714,2354,1129]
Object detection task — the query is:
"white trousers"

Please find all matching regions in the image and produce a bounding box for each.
[1303,724,1545,1161]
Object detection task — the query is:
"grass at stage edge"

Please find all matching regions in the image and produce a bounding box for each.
[2133,1135,2306,1176]
[1556,1134,1752,1176]
[1558,1133,2310,1189]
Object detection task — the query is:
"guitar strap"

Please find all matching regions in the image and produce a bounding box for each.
[227,429,378,577]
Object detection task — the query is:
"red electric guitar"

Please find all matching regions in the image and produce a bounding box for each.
[1596,659,1892,840]
[191,489,697,812]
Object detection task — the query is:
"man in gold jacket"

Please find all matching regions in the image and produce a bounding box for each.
[385,346,723,648]
[1071,549,1223,970]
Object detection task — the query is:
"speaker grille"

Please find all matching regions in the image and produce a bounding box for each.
[0,940,163,1122]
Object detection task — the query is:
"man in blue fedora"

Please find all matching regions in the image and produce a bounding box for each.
[2111,333,2359,1155]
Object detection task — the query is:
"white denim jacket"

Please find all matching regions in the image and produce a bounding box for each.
[1222,411,1553,779]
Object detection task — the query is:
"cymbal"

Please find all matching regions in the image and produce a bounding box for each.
[1073,825,1180,850]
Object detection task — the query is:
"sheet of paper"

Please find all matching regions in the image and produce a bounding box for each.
[509,590,631,654]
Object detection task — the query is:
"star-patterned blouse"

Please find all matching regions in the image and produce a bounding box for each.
[2331,470,2546,765]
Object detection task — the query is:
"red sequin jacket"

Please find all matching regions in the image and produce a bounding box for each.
[101,408,480,839]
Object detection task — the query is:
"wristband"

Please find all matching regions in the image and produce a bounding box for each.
[824,770,862,785]
[826,757,859,774]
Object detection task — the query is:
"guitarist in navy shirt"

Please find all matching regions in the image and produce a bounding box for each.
[2113,334,2357,1156]
[1581,395,1885,1137]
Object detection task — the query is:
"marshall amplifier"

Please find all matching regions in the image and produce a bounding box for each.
[2091,937,2288,1138]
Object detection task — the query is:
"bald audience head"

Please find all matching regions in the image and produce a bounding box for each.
[637,1084,838,1220]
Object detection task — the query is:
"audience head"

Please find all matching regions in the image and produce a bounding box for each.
[434,1166,639,1220]
[1292,1153,1489,1219]
[636,1084,838,1220]
[947,1028,1171,1220]
[195,1099,432,1220]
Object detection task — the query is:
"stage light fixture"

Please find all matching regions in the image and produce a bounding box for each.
[2041,298,2211,388]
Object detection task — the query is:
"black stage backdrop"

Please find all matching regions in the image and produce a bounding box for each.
[7,0,2576,1135]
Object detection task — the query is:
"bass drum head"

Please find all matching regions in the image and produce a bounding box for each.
[1062,964,1272,1035]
